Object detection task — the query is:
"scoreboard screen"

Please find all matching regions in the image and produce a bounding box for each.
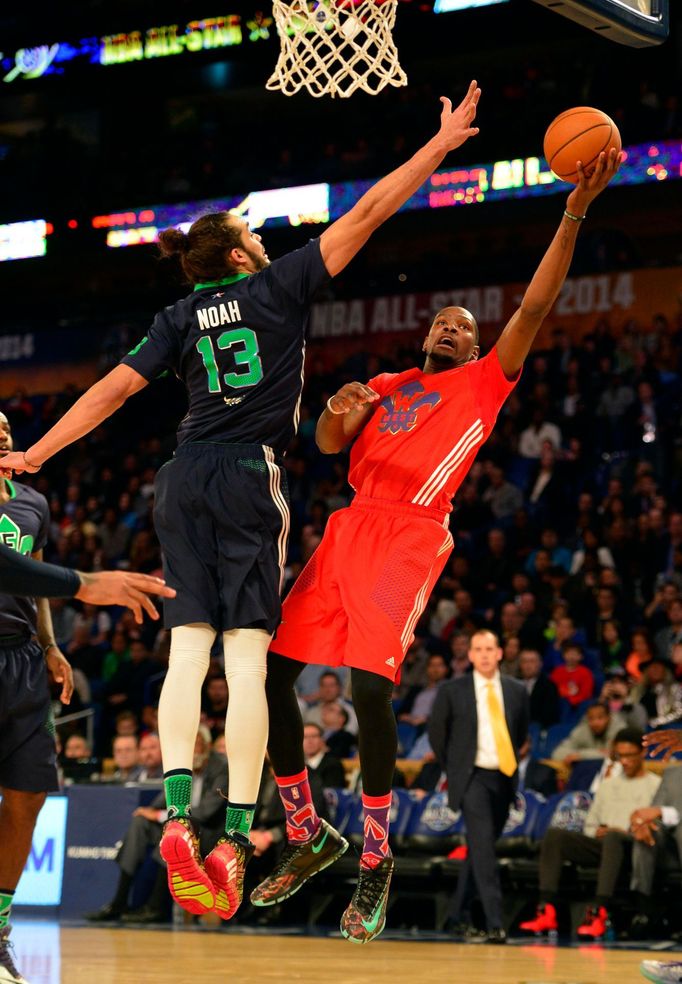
[529,0,669,46]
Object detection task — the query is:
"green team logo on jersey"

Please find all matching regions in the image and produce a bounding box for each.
[128,336,149,356]
[0,513,34,556]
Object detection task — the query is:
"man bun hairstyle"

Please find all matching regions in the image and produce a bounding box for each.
[157,212,243,285]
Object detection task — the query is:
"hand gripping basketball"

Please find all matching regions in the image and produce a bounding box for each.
[566,147,623,217]
[327,383,380,415]
[437,81,481,153]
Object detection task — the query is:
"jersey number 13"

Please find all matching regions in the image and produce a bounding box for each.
[196,328,264,393]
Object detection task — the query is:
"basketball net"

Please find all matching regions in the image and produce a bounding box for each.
[266,0,407,98]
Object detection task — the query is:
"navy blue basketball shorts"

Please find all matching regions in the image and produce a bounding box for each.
[0,639,59,794]
[154,443,290,634]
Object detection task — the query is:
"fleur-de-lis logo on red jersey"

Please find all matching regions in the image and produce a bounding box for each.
[378,381,441,434]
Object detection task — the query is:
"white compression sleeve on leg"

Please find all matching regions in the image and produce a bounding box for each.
[223,628,270,803]
[158,623,216,773]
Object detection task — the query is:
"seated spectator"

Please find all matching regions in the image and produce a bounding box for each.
[440,589,480,639]
[599,619,626,671]
[114,710,139,738]
[397,653,450,730]
[411,749,446,800]
[86,727,225,923]
[394,635,430,699]
[519,408,562,459]
[500,636,521,677]
[481,465,523,523]
[625,627,656,681]
[320,702,357,759]
[526,527,572,576]
[101,631,131,683]
[294,662,350,706]
[105,639,159,722]
[655,598,682,661]
[303,723,346,788]
[108,735,142,782]
[550,642,595,707]
[517,591,548,652]
[136,732,163,781]
[519,728,660,939]
[63,734,92,760]
[473,527,514,602]
[599,671,648,731]
[633,655,682,728]
[449,630,472,679]
[517,737,558,799]
[553,702,627,765]
[66,622,104,680]
[201,674,229,739]
[570,528,616,576]
[305,671,358,735]
[519,649,561,729]
[630,763,682,938]
[544,616,586,671]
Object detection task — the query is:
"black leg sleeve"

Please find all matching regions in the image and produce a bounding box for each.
[265,651,306,777]
[351,668,397,796]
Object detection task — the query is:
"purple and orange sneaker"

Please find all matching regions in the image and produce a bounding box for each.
[159,816,215,916]
[204,834,255,921]
[251,819,348,907]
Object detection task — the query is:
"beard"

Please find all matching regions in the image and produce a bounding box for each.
[244,245,270,272]
[427,345,458,368]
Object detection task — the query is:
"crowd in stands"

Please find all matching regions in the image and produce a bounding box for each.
[4,304,682,934]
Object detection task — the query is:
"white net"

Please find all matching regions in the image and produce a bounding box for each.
[266,0,407,98]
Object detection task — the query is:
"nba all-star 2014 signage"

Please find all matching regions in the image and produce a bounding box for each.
[307,266,682,360]
[1,13,271,84]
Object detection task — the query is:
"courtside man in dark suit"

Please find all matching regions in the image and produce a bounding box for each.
[429,629,529,942]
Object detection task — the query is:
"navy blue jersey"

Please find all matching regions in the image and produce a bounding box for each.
[121,238,330,455]
[0,479,49,639]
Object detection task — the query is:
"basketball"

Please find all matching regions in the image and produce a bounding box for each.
[543,107,622,184]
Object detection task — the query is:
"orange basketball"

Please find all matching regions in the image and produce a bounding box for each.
[543,107,621,184]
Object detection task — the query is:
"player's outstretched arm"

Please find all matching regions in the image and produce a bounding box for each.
[0,365,148,476]
[495,148,621,379]
[319,83,481,278]
[75,570,177,623]
[316,382,379,453]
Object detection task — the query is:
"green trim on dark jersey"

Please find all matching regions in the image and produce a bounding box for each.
[3,478,16,500]
[193,273,251,292]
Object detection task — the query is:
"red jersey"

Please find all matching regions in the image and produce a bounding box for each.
[348,349,518,517]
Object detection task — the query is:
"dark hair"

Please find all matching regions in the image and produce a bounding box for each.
[613,727,644,748]
[319,670,341,685]
[561,640,582,655]
[158,212,243,285]
[304,722,323,737]
[586,700,610,715]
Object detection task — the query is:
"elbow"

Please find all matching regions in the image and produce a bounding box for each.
[519,301,551,321]
[316,439,344,455]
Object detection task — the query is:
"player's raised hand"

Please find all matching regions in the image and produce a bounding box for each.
[568,147,623,214]
[0,450,40,476]
[327,382,380,415]
[436,81,481,152]
[643,728,682,762]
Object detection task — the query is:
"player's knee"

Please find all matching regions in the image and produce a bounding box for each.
[2,788,47,822]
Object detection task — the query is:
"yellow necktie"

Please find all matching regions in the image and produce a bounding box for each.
[487,683,516,777]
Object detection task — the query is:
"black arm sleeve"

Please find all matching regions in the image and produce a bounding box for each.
[0,542,80,599]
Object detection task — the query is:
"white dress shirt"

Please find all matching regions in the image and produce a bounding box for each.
[473,669,506,771]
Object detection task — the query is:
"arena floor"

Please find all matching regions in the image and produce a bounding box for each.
[12,920,679,984]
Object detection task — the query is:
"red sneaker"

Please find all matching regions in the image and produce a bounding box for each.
[519,903,558,935]
[159,816,215,916]
[577,905,610,939]
[204,835,255,921]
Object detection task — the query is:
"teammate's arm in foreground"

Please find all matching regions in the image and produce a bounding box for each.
[0,541,176,621]
[495,148,621,378]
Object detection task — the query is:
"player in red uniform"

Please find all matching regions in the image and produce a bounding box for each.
[251,149,622,943]
[251,151,620,943]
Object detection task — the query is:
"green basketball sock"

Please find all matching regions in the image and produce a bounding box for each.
[164,769,193,819]
[0,890,14,931]
[226,802,256,839]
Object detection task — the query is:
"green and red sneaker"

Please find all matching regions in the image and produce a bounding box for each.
[159,816,215,916]
[340,855,394,944]
[251,819,348,907]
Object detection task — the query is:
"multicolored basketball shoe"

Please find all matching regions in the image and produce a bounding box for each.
[0,926,29,983]
[204,833,255,921]
[251,819,348,907]
[640,961,682,983]
[340,855,394,944]
[159,815,215,916]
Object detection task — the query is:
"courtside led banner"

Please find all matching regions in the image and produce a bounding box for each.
[13,796,68,906]
[88,138,681,246]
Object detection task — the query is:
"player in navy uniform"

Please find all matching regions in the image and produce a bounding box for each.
[1,83,482,920]
[0,412,74,984]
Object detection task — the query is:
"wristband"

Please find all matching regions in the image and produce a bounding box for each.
[326,396,344,415]
[564,209,586,222]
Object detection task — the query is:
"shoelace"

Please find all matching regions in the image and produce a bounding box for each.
[353,863,390,915]
[269,842,304,878]
[0,936,21,977]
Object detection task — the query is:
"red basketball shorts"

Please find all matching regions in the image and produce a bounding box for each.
[271,495,453,682]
